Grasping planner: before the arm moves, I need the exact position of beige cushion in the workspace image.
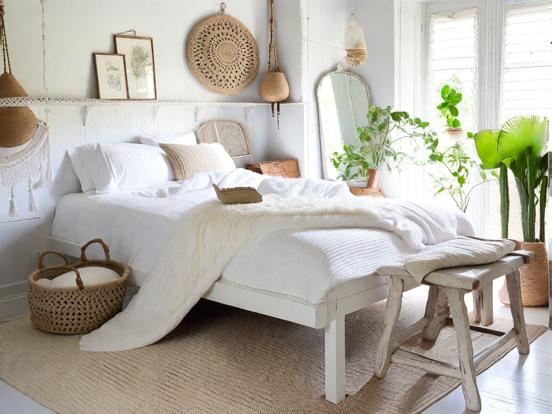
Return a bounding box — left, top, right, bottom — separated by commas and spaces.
37, 267, 119, 288
160, 143, 235, 180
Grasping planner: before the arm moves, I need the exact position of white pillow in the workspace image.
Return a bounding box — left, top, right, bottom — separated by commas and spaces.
68, 144, 97, 192
37, 267, 119, 288
139, 132, 197, 147
92, 143, 175, 193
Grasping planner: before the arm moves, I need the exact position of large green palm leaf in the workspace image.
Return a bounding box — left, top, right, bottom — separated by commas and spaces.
498, 115, 548, 160
474, 130, 501, 169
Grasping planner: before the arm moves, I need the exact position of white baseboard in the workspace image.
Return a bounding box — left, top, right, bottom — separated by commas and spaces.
0, 282, 29, 322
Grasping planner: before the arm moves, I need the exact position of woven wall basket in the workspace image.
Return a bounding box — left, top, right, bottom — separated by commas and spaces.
186, 5, 259, 96
28, 239, 129, 335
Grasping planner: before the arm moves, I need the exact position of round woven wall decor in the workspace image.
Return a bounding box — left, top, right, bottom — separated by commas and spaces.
186, 5, 259, 95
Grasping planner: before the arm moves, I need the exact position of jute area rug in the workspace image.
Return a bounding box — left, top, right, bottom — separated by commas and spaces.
0, 289, 546, 414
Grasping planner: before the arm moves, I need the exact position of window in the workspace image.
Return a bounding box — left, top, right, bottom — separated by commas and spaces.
427, 8, 479, 133
502, 1, 552, 122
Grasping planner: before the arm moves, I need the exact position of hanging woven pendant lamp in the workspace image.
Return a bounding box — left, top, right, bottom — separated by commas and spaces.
0, 0, 38, 148
259, 0, 289, 125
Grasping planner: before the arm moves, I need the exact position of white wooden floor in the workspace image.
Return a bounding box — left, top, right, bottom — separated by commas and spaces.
1, 280, 550, 414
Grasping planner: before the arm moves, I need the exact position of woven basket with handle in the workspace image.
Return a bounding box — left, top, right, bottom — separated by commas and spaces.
28, 239, 129, 335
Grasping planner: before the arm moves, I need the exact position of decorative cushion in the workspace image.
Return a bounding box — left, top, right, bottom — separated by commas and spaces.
68, 144, 98, 192
160, 143, 236, 180
37, 267, 120, 288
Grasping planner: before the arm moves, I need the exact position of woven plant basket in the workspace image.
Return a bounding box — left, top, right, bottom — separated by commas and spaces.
499, 241, 549, 307
260, 71, 289, 103
0, 0, 38, 148
28, 239, 129, 335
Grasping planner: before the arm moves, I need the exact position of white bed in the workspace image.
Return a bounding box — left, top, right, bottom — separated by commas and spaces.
49, 184, 422, 404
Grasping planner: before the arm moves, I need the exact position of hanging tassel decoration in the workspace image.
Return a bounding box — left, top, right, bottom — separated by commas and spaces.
28, 178, 37, 212
8, 185, 17, 217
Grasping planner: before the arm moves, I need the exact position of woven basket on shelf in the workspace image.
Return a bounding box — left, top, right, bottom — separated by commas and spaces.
246, 159, 300, 178
28, 239, 129, 335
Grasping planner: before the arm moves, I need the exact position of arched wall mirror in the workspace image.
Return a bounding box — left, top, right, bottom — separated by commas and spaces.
317, 70, 371, 180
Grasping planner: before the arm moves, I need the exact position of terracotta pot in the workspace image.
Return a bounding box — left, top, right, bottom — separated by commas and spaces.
367, 169, 378, 189
444, 127, 464, 139
499, 241, 549, 307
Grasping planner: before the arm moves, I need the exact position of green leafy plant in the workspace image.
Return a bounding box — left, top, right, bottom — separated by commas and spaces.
427, 140, 482, 212
331, 105, 436, 181
437, 84, 463, 129
473, 116, 549, 242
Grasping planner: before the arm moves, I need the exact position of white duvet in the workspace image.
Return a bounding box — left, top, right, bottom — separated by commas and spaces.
80, 169, 473, 352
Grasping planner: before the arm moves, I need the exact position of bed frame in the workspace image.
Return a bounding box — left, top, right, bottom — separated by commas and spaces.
48, 236, 419, 404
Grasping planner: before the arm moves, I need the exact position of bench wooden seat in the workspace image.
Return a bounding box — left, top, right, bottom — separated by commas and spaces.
374, 250, 532, 412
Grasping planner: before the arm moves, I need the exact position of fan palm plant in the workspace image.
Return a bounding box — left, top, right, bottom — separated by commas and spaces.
474, 116, 548, 242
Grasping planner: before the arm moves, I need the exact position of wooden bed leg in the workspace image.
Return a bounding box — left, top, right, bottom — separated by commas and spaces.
325, 310, 346, 404
375, 277, 403, 378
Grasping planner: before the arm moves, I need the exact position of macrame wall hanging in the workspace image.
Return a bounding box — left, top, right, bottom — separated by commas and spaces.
186, 2, 259, 95
0, 0, 51, 217
259, 0, 289, 127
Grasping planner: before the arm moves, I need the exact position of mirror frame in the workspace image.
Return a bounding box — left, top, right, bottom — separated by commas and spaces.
316, 69, 372, 180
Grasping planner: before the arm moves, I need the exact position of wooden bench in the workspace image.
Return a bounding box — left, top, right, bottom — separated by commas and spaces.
374, 251, 533, 412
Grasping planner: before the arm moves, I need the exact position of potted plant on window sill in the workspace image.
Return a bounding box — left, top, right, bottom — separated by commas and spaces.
331, 105, 435, 191
437, 84, 464, 139
473, 115, 549, 306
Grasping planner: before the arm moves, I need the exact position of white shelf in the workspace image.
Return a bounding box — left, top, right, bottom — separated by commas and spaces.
0, 96, 305, 108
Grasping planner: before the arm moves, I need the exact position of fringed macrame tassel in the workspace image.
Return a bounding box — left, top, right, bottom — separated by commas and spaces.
28, 179, 38, 212
8, 186, 17, 217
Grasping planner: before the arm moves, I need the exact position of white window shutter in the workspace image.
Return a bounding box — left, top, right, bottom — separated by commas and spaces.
428, 8, 479, 133
502, 1, 552, 122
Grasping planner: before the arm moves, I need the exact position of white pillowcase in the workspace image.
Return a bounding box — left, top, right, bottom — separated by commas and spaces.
68, 144, 97, 192
37, 267, 120, 288
139, 132, 197, 147
92, 143, 175, 193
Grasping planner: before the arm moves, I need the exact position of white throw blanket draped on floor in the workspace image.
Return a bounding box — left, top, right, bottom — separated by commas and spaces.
80, 175, 473, 352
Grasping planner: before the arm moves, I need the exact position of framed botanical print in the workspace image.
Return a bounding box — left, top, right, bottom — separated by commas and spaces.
114, 35, 157, 100
94, 53, 129, 100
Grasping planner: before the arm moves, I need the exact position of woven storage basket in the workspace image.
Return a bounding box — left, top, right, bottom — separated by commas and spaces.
260, 71, 289, 103
28, 239, 129, 334
499, 241, 549, 307
246, 159, 300, 178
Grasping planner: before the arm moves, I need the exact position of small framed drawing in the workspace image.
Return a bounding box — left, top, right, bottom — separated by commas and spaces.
94, 53, 128, 100
115, 35, 157, 100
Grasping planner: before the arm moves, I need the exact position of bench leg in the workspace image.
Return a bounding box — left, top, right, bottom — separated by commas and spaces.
325, 312, 346, 403
472, 283, 494, 326
375, 277, 403, 378
422, 287, 449, 342
506, 270, 529, 355
447, 288, 482, 412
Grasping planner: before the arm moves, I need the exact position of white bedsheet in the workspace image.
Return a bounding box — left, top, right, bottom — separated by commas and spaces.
51, 187, 413, 303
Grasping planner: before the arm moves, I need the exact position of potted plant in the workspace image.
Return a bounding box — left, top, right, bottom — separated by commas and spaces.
331, 105, 434, 189
473, 116, 549, 306
437, 84, 464, 138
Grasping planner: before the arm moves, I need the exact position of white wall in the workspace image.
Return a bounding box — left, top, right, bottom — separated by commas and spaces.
355, 0, 396, 107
